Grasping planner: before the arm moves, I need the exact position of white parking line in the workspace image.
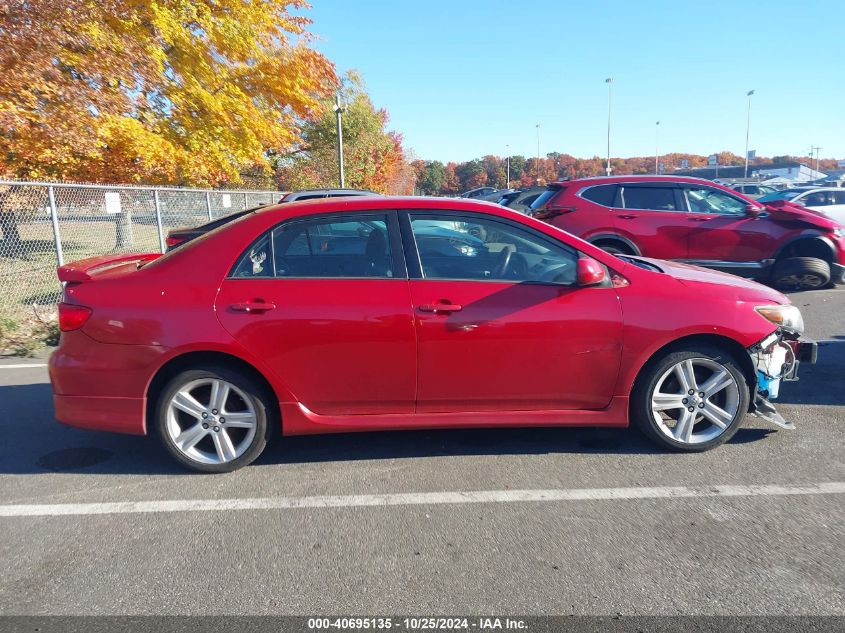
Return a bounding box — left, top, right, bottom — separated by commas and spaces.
1, 482, 842, 518
0, 363, 47, 369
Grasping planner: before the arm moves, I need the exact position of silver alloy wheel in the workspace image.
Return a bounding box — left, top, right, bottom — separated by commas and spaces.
778, 273, 824, 289
165, 378, 257, 465
650, 358, 740, 445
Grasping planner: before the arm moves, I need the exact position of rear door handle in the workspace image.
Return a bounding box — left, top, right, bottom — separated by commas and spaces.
688, 217, 709, 222
230, 301, 276, 313
617, 214, 636, 220
418, 303, 463, 314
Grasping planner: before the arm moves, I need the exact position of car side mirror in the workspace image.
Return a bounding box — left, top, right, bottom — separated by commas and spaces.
745, 204, 763, 216
576, 257, 607, 287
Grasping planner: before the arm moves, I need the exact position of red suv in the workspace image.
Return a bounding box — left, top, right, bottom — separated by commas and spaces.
530, 176, 845, 290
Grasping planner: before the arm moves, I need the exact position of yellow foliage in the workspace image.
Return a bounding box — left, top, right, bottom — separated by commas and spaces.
0, 0, 337, 186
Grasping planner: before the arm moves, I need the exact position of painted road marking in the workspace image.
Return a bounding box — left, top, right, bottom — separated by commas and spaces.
0, 363, 47, 369
0, 482, 842, 518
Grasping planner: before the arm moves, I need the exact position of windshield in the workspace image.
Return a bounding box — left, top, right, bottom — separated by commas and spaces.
529, 188, 560, 211
758, 190, 805, 202
141, 209, 257, 268
617, 255, 663, 272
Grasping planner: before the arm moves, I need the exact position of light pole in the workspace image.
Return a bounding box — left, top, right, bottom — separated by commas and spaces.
655, 121, 660, 174
605, 78, 613, 176
810, 146, 822, 174
744, 89, 754, 178
505, 144, 510, 189
536, 124, 541, 184
333, 92, 346, 188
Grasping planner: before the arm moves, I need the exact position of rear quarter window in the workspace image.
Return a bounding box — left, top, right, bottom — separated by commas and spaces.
579, 184, 617, 207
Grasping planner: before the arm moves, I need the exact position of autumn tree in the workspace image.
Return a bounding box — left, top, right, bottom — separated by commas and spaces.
456, 160, 488, 191
414, 160, 447, 195
0, 0, 336, 185
276, 74, 414, 194
0, 0, 336, 247
442, 163, 460, 195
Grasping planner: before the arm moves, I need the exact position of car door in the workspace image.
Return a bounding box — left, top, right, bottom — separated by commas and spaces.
683, 184, 776, 262
610, 182, 690, 259
403, 211, 623, 413
215, 212, 417, 416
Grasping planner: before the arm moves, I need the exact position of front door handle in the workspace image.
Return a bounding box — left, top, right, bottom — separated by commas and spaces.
617, 214, 636, 220
230, 300, 276, 314
418, 302, 463, 314
688, 217, 709, 222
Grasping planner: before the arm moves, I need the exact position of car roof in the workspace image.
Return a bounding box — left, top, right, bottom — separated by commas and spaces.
257, 195, 511, 219
284, 188, 379, 196
550, 175, 717, 187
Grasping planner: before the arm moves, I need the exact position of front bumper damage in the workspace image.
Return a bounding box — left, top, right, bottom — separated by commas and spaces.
747, 329, 817, 429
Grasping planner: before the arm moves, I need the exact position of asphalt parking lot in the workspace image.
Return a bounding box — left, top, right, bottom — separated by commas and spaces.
0, 289, 843, 616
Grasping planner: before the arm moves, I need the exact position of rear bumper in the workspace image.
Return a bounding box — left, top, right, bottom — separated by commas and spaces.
53, 394, 146, 435
49, 331, 165, 436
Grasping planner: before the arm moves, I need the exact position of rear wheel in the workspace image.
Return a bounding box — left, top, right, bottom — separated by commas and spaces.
631, 345, 750, 452
155, 364, 272, 473
770, 257, 830, 291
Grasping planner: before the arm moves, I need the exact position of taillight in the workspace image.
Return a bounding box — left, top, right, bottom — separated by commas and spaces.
58, 302, 93, 332
533, 206, 575, 221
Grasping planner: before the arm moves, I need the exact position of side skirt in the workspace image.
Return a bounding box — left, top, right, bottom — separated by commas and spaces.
677, 259, 774, 278
280, 397, 630, 436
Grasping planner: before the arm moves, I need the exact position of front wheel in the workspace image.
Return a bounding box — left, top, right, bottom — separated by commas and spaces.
155, 364, 273, 473
770, 257, 830, 291
631, 346, 750, 452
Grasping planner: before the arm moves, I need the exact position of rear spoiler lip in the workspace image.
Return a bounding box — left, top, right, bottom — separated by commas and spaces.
57, 253, 160, 283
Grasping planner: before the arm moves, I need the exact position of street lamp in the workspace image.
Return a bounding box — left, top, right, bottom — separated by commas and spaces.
810, 146, 822, 174
605, 78, 613, 176
333, 92, 346, 188
744, 89, 754, 178
655, 121, 660, 175
505, 144, 510, 189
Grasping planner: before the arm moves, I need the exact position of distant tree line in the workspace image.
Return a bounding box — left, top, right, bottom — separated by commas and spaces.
411, 153, 843, 195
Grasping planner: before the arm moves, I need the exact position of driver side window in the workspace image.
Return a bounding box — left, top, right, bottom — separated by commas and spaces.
684, 186, 747, 215
409, 214, 578, 284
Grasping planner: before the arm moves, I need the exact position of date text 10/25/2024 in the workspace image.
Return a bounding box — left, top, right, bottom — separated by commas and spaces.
307, 617, 528, 630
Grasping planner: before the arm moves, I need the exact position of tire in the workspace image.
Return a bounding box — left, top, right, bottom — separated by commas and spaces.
154, 364, 273, 473
770, 257, 830, 291
631, 345, 750, 452
594, 241, 633, 256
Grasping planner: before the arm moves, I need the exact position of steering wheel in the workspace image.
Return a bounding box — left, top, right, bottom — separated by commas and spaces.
493, 246, 515, 278
493, 247, 529, 279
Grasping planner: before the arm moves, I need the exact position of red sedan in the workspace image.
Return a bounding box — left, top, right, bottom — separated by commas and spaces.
49, 197, 815, 472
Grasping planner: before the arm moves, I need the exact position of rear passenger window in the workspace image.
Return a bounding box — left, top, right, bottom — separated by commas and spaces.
620, 186, 678, 211
580, 184, 617, 206
231, 232, 273, 278
272, 216, 393, 278
230, 215, 395, 279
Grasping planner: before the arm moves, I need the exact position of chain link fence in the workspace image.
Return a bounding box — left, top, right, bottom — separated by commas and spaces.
0, 181, 285, 320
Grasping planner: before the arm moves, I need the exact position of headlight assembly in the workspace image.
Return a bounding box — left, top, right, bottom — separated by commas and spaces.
755, 304, 804, 334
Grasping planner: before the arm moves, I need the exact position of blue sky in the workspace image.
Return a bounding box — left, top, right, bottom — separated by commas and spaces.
306, 0, 843, 163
